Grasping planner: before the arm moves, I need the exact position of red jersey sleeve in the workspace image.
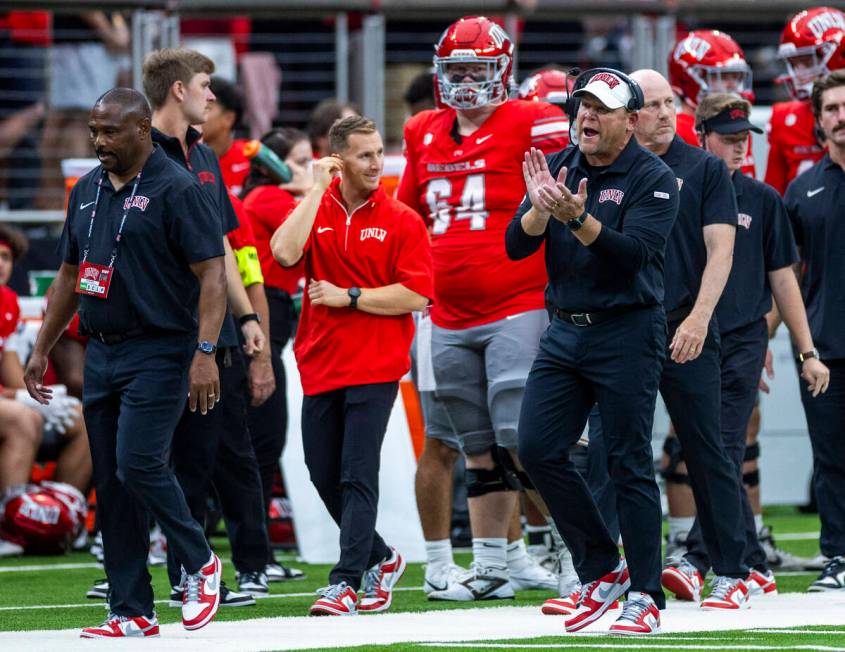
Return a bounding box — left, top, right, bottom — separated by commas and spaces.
529, 101, 570, 153
0, 286, 20, 355
764, 112, 789, 195
225, 192, 257, 250
396, 116, 426, 219
393, 206, 434, 300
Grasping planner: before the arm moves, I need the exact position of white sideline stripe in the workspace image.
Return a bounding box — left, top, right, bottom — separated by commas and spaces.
0, 586, 421, 611
1, 593, 844, 652
0, 562, 102, 573
420, 646, 845, 651
774, 531, 820, 541
753, 629, 845, 635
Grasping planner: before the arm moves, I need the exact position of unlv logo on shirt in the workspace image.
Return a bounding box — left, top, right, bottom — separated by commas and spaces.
197, 171, 216, 185
123, 195, 150, 211
738, 213, 752, 229
360, 227, 387, 242
598, 188, 625, 205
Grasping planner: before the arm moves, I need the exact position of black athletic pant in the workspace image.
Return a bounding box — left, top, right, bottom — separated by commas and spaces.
167, 346, 269, 588
84, 333, 210, 617
800, 359, 845, 559
685, 319, 769, 573
659, 318, 748, 580
302, 381, 396, 590
519, 307, 666, 608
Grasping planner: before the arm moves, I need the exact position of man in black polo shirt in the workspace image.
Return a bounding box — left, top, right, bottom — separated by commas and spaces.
785, 70, 845, 592
507, 68, 678, 635
628, 69, 751, 611
691, 91, 830, 596
141, 48, 273, 603
23, 88, 226, 637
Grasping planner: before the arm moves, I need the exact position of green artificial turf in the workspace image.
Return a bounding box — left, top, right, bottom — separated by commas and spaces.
0, 507, 826, 636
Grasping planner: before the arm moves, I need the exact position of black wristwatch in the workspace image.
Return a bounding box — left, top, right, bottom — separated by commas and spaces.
797, 348, 819, 363
567, 209, 589, 231
238, 313, 261, 326
196, 340, 217, 355
348, 287, 361, 309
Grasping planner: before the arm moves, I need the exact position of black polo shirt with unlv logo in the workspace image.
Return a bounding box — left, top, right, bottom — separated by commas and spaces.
507, 137, 679, 312
59, 145, 224, 335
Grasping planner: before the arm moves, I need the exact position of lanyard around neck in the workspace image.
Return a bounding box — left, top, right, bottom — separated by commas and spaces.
81, 170, 141, 267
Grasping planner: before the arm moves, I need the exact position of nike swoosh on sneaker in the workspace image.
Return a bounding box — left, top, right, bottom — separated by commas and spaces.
597, 583, 615, 600
425, 578, 447, 592
205, 573, 219, 592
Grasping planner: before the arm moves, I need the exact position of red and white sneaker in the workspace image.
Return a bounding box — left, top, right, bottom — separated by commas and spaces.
746, 568, 778, 597
181, 553, 222, 630
310, 582, 358, 616
542, 587, 620, 615
80, 613, 159, 638
700, 576, 750, 610
564, 558, 630, 633
609, 592, 661, 636
359, 547, 407, 613
661, 558, 704, 602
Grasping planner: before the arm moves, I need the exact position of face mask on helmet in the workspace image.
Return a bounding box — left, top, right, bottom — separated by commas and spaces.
690, 63, 754, 103
779, 42, 838, 100
435, 53, 509, 110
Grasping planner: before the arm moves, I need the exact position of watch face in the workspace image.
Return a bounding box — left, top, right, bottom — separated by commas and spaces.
198, 341, 214, 354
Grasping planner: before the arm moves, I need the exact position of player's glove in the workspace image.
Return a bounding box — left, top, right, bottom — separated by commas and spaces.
15, 385, 81, 434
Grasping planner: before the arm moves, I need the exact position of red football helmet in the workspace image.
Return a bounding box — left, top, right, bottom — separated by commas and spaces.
518, 69, 574, 109
778, 7, 845, 100
267, 497, 296, 547
433, 16, 514, 110
669, 30, 753, 108
2, 482, 86, 553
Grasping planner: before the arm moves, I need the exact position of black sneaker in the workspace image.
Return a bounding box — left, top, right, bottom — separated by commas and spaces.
169, 581, 255, 607
237, 571, 269, 596
808, 556, 845, 592
265, 562, 304, 582
86, 578, 109, 600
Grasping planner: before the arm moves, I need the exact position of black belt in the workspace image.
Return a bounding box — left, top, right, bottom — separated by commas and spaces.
553, 305, 642, 327
91, 327, 145, 345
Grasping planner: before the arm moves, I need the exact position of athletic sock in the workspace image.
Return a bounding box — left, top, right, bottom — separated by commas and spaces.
754, 514, 764, 534
473, 538, 507, 571
506, 539, 533, 571
425, 539, 454, 568
667, 516, 695, 541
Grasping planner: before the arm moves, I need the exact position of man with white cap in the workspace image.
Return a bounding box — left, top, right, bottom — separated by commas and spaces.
507, 67, 678, 635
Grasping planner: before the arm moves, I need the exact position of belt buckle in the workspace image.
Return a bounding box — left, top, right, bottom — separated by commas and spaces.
570, 312, 592, 327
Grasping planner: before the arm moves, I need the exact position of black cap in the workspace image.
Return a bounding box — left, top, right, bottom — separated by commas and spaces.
701, 107, 763, 135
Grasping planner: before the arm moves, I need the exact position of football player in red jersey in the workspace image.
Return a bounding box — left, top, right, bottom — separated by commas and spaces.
518, 67, 573, 119
669, 29, 757, 177
397, 16, 569, 601
203, 77, 251, 196
766, 7, 845, 195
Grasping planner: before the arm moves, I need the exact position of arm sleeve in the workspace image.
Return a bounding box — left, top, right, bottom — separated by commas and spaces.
505, 191, 547, 260
393, 209, 434, 300
702, 158, 739, 227
588, 166, 679, 276
765, 189, 800, 271
58, 185, 80, 264
395, 122, 426, 219
226, 193, 264, 286
167, 182, 226, 263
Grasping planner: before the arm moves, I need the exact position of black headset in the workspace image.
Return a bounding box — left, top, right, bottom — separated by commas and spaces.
564, 67, 645, 124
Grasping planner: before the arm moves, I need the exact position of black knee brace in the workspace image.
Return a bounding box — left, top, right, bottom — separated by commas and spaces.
743, 442, 761, 487
465, 446, 522, 497
661, 435, 691, 486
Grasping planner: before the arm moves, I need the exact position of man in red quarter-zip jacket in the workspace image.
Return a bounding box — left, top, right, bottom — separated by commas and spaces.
271, 116, 433, 616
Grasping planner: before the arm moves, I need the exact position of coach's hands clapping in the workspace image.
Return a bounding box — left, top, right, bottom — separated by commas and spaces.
523, 148, 587, 224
